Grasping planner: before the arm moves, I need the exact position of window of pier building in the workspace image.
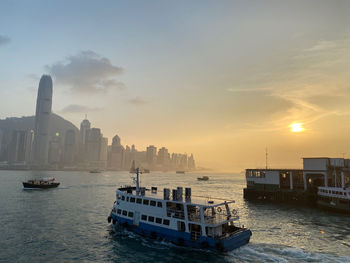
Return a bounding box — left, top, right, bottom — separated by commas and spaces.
136, 198, 142, 204
292, 171, 304, 190
150, 200, 156, 206
279, 171, 290, 189
247, 170, 266, 178
166, 202, 185, 219
143, 199, 149, 205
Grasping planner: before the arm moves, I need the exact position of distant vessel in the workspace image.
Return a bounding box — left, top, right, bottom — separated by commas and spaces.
108, 168, 251, 251
197, 176, 209, 181
176, 171, 185, 174
89, 169, 101, 173
317, 186, 350, 213
23, 178, 60, 189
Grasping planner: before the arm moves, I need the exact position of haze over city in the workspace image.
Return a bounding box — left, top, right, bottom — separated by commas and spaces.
1, 1, 350, 171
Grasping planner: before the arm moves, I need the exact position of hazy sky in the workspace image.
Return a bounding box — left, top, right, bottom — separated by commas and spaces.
1, 0, 350, 171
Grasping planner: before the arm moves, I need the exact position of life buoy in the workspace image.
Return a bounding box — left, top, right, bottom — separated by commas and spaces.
217, 207, 222, 213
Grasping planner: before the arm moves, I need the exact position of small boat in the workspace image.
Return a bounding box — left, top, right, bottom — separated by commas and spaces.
23, 178, 60, 189
89, 169, 101, 173
176, 170, 185, 174
107, 168, 251, 251
197, 176, 209, 181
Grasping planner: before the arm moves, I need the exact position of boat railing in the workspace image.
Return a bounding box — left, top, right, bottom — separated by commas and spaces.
166, 209, 185, 220
204, 212, 233, 225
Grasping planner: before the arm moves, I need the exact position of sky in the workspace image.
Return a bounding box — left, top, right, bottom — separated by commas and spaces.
1, 0, 350, 172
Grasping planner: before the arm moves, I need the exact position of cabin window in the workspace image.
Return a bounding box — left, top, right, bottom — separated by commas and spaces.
148, 216, 154, 222
136, 198, 142, 204
156, 218, 162, 224
121, 196, 125, 201
157, 202, 162, 208
163, 219, 170, 226
128, 211, 134, 218
117, 209, 121, 214
150, 200, 156, 206
126, 197, 129, 202
130, 197, 135, 203
122, 210, 127, 216
141, 215, 147, 221
143, 199, 149, 205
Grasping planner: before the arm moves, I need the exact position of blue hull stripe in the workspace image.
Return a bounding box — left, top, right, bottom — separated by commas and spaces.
111, 214, 251, 251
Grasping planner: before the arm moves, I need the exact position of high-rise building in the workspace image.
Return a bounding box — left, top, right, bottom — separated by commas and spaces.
99, 137, 108, 169
63, 129, 76, 165
188, 153, 196, 170
8, 129, 33, 164
33, 75, 53, 166
158, 147, 170, 167
110, 134, 124, 170
48, 133, 61, 166
146, 145, 157, 168
86, 128, 102, 167
80, 118, 91, 145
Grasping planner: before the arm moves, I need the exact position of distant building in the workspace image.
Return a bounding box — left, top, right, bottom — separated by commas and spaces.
8, 129, 33, 164
146, 145, 157, 168
109, 135, 125, 170
48, 133, 61, 166
33, 75, 53, 166
99, 137, 108, 169
158, 147, 170, 167
63, 129, 76, 165
188, 154, 196, 170
86, 128, 102, 167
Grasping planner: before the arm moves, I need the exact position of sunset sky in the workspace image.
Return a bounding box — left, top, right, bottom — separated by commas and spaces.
1, 1, 350, 171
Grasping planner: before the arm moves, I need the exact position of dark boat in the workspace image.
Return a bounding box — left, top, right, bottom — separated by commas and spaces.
23, 178, 60, 189
197, 176, 209, 181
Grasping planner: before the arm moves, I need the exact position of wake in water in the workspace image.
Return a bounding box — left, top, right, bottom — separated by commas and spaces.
230, 243, 350, 263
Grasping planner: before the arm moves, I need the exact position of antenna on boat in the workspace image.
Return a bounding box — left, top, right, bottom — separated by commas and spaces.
136, 167, 140, 195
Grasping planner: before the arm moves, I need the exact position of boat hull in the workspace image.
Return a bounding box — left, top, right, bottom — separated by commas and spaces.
110, 213, 251, 251
23, 182, 60, 189
317, 199, 350, 214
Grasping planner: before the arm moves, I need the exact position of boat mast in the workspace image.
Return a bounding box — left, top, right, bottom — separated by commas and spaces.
136, 167, 140, 195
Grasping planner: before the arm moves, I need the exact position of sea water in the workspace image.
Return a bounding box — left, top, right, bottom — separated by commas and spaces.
0, 170, 349, 263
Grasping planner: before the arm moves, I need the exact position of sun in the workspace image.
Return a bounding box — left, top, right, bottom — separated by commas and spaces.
290, 123, 304, 133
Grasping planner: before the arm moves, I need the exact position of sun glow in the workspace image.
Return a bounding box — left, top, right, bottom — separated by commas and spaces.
290, 123, 304, 133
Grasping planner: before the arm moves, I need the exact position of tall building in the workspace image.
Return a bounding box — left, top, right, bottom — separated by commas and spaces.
146, 145, 157, 168
48, 133, 61, 166
63, 129, 76, 165
99, 137, 108, 169
86, 128, 102, 167
110, 135, 125, 170
158, 147, 170, 167
33, 75, 53, 166
8, 129, 33, 164
80, 118, 91, 145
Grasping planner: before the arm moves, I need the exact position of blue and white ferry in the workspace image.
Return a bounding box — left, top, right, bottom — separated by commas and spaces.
108, 169, 252, 251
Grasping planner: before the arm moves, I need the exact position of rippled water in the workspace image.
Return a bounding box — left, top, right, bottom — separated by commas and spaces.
0, 170, 349, 262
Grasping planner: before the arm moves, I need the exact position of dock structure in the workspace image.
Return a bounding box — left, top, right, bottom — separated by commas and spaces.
244, 157, 350, 204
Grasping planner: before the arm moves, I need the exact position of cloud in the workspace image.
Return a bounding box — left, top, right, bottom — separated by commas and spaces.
129, 97, 147, 105
226, 87, 272, 92
58, 104, 103, 114
304, 40, 336, 52
0, 35, 10, 45
46, 50, 124, 93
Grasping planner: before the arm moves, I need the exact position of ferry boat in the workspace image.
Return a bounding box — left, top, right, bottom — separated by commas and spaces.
317, 186, 350, 213
108, 169, 251, 251
23, 178, 60, 189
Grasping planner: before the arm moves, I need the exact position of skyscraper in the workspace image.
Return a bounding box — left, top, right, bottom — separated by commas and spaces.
33, 75, 53, 166
63, 129, 76, 165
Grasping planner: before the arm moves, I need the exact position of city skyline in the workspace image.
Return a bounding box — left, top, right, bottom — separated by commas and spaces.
1, 1, 350, 171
